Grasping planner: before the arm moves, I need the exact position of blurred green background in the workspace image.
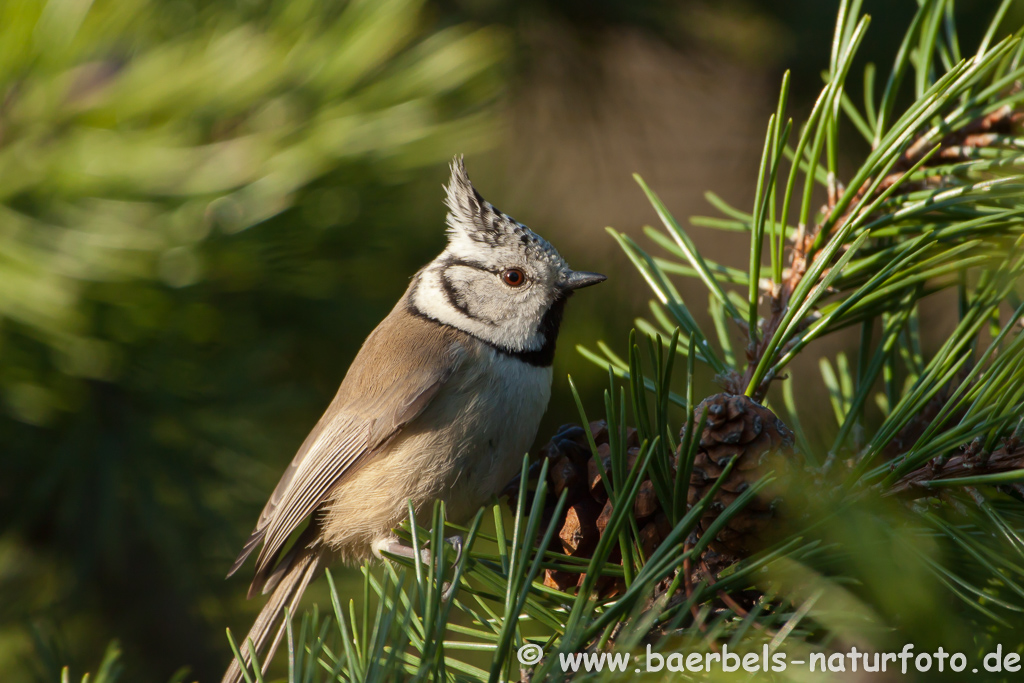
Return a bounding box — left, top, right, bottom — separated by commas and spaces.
0, 1, 1016, 681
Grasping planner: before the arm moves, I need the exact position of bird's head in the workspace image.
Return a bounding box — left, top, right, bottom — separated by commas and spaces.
412, 156, 606, 357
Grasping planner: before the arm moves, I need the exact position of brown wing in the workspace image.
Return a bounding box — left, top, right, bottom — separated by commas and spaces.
227, 301, 466, 587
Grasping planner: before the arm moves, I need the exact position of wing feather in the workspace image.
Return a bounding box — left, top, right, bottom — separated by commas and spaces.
228, 303, 465, 584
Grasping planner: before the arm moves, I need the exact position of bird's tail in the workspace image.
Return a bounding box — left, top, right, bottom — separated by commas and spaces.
221, 546, 322, 683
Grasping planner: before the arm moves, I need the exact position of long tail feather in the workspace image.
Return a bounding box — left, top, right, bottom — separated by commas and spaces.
222, 548, 322, 683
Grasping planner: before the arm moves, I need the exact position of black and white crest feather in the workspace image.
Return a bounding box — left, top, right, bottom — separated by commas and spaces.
443, 156, 562, 267
444, 156, 496, 242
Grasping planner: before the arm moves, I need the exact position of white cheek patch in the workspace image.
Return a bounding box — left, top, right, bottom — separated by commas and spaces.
413, 265, 549, 352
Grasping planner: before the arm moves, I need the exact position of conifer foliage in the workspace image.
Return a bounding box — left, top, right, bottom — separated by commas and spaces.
199, 1, 1024, 680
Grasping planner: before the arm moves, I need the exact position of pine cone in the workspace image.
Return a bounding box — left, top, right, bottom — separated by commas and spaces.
527, 420, 657, 595
681, 393, 795, 577
522, 395, 796, 594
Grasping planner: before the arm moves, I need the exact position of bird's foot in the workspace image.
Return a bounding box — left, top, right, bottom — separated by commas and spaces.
382, 540, 432, 565
382, 535, 464, 601
382, 534, 463, 566
444, 534, 464, 566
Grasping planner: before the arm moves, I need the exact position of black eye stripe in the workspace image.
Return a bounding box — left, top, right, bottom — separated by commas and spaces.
443, 257, 530, 284
443, 257, 499, 274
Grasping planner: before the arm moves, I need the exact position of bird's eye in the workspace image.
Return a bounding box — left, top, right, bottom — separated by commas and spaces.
501, 268, 526, 287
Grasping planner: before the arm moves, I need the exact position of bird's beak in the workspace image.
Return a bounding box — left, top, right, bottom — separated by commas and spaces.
564, 270, 607, 290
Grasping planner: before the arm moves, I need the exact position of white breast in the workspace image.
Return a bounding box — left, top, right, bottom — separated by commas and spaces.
319, 338, 552, 561
441, 347, 553, 521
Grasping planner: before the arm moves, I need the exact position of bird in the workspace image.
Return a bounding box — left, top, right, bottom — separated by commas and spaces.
222, 156, 606, 683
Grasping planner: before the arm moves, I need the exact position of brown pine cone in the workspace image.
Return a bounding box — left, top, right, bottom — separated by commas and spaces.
529, 420, 652, 594
521, 395, 796, 594
681, 393, 796, 577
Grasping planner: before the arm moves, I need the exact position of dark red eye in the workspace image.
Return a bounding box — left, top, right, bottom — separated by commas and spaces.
502, 268, 525, 287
